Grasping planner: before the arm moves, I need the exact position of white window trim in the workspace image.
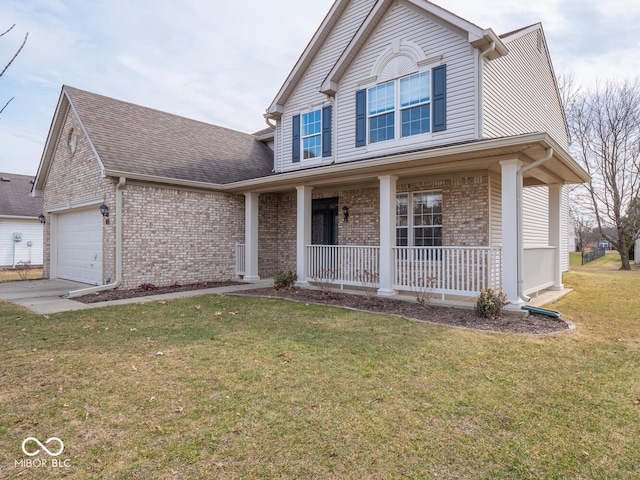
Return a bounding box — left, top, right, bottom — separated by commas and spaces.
300, 108, 322, 160
362, 63, 441, 150
396, 190, 443, 247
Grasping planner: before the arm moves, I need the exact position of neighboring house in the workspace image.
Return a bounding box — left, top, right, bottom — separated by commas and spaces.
32, 0, 590, 307
0, 173, 44, 267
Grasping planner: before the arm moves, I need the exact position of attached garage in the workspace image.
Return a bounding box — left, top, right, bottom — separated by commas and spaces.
55, 208, 103, 285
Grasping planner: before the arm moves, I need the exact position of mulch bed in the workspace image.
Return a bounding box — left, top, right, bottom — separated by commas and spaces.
73, 281, 244, 304
235, 287, 570, 334
73, 281, 569, 334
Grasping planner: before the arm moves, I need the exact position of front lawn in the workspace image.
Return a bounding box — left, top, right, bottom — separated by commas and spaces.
0, 254, 638, 479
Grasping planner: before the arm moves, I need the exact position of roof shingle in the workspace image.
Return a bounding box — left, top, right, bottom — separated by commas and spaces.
0, 173, 42, 217
65, 86, 275, 184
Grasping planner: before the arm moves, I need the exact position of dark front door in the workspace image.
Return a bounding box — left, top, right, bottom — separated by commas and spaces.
312, 197, 338, 245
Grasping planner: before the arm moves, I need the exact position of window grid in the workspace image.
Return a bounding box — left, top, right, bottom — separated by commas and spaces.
400, 71, 431, 138
396, 191, 442, 247
367, 71, 432, 144
302, 110, 322, 159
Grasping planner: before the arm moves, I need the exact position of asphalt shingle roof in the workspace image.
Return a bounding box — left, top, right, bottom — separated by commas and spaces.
65, 86, 275, 184
0, 172, 42, 217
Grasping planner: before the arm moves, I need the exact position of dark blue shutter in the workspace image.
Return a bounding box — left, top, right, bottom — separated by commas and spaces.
432, 64, 446, 132
292, 114, 301, 163
355, 89, 366, 147
322, 105, 332, 157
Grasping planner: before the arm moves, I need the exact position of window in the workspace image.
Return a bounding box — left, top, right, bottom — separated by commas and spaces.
301, 110, 322, 159
292, 105, 332, 163
396, 191, 442, 247
367, 71, 431, 144
356, 64, 446, 147
368, 81, 395, 143
400, 71, 430, 137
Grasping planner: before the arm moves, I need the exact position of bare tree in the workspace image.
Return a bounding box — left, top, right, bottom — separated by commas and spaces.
1, 24, 29, 117
569, 205, 594, 253
567, 80, 640, 270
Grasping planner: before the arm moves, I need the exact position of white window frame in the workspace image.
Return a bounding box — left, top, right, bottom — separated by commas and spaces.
396, 190, 443, 247
301, 109, 322, 160
366, 70, 433, 146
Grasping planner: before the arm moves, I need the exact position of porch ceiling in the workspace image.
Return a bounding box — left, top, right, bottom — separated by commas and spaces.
225, 133, 590, 194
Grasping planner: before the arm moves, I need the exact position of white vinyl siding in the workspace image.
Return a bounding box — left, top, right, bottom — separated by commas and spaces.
277, 0, 371, 173
336, 2, 477, 162
0, 219, 44, 266
522, 186, 549, 246
488, 174, 502, 247
483, 27, 569, 149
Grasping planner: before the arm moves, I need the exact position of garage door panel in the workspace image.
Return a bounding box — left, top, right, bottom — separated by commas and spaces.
57, 209, 103, 285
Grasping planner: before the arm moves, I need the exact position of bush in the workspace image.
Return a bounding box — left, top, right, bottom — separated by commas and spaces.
475, 288, 508, 318
274, 271, 297, 290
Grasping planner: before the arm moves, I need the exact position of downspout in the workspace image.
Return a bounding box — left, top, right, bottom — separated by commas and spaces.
477, 41, 495, 138
66, 177, 126, 298
516, 148, 554, 302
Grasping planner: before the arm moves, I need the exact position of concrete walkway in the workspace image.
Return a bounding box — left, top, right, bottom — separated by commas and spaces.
0, 279, 268, 315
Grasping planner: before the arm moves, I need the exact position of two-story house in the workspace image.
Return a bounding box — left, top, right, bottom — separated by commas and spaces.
32, 0, 589, 307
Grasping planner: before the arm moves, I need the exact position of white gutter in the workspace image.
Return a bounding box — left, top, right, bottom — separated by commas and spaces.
516, 148, 554, 302
477, 41, 495, 138
66, 177, 126, 298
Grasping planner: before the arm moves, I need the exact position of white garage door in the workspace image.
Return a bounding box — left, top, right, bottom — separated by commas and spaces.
57, 209, 103, 285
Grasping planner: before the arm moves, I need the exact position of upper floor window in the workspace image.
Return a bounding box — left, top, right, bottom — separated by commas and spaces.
356, 64, 446, 148
292, 105, 332, 163
368, 71, 433, 144
301, 110, 322, 159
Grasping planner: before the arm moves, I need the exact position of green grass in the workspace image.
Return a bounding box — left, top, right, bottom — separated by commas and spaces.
1, 256, 639, 479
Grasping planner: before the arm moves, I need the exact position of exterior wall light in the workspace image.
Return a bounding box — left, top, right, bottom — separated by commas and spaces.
38, 213, 46, 224
342, 206, 349, 222
99, 203, 109, 217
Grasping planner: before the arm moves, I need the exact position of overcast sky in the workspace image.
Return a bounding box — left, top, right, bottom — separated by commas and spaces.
1, 0, 639, 176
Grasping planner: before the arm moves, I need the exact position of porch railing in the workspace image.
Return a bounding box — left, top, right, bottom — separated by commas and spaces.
307, 245, 380, 287
523, 246, 555, 295
394, 246, 502, 296
235, 243, 246, 276
306, 244, 501, 296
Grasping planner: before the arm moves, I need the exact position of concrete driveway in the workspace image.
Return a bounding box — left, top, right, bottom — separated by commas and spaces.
0, 279, 94, 315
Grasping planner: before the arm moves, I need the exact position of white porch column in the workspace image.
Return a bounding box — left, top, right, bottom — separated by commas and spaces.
244, 192, 260, 281
295, 185, 313, 285
548, 184, 564, 290
378, 175, 397, 296
500, 159, 524, 306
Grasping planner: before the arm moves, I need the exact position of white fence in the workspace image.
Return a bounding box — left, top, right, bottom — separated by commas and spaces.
394, 246, 502, 296
523, 246, 555, 295
235, 243, 245, 277
307, 245, 380, 287
306, 244, 501, 296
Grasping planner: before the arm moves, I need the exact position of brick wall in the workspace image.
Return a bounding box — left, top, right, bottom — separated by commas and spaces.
256, 176, 489, 277
42, 113, 116, 281
121, 183, 244, 288
398, 175, 489, 246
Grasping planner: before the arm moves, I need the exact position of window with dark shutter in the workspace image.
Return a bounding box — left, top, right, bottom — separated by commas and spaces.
322, 105, 332, 157
355, 89, 366, 147
292, 114, 301, 162
432, 64, 447, 133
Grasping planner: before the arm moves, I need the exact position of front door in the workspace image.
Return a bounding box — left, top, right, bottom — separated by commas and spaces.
312, 198, 338, 245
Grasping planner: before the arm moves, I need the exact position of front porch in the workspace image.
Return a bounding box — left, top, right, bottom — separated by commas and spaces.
229, 136, 588, 308
236, 243, 561, 301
